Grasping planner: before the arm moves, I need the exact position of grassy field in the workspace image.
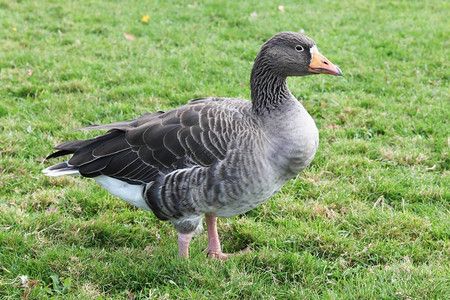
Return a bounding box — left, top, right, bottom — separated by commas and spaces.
1, 0, 449, 298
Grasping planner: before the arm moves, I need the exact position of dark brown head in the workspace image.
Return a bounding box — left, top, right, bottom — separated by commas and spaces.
255, 31, 342, 77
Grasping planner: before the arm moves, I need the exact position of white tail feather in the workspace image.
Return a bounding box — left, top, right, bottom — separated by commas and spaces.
42, 166, 80, 176
93, 176, 149, 210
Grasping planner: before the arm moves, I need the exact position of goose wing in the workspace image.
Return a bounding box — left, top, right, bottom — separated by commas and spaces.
47, 98, 251, 185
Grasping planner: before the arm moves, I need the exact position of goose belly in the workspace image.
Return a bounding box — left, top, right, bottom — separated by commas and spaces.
211, 179, 284, 217
201, 153, 288, 218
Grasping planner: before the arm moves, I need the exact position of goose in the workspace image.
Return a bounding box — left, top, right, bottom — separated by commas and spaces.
43, 32, 342, 259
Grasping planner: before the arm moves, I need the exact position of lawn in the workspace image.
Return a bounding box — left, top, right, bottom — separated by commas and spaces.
0, 0, 449, 298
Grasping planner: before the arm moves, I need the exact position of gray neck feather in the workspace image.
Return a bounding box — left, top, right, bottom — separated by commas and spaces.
250, 55, 290, 115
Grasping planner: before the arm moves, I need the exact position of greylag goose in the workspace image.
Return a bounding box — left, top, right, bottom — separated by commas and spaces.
43, 32, 342, 259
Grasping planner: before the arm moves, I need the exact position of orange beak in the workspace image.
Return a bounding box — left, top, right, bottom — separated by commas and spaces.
308, 47, 342, 76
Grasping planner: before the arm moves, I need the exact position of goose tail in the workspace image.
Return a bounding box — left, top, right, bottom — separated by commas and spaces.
42, 162, 80, 176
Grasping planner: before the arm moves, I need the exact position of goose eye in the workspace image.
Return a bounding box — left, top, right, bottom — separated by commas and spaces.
295, 45, 304, 52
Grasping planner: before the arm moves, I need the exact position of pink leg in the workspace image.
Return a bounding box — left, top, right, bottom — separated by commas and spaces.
204, 214, 250, 260
178, 232, 193, 258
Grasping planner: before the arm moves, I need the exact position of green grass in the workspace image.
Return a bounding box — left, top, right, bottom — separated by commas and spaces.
1, 0, 449, 298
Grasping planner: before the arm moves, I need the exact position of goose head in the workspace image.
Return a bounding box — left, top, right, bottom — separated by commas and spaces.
255, 31, 342, 77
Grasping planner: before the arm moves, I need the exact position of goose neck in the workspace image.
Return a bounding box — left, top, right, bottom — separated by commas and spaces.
250, 59, 290, 115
